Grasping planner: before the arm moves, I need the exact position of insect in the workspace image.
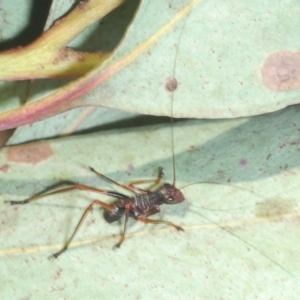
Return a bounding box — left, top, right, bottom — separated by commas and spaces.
6, 77, 185, 259
6, 165, 184, 258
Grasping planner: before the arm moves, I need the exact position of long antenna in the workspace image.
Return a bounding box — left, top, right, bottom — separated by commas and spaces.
167, 22, 186, 186
165, 78, 178, 186
171, 104, 176, 185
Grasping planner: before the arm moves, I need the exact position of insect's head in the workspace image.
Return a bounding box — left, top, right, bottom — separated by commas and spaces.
161, 183, 185, 204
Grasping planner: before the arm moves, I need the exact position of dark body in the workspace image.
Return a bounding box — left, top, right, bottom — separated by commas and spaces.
6, 167, 185, 258
104, 183, 184, 223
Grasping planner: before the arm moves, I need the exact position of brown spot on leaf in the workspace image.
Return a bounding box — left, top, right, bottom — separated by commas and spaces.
261, 51, 300, 91
239, 159, 248, 167
0, 164, 9, 172
165, 77, 178, 91
52, 268, 63, 281
7, 142, 53, 165
53, 48, 70, 64
53, 48, 85, 64
75, 51, 85, 62
255, 198, 296, 219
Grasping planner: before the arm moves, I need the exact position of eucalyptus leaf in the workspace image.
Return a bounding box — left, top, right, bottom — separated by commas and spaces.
1, 106, 300, 298
1, 0, 300, 130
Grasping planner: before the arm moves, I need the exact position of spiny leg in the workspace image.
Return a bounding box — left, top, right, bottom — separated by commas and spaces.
52, 200, 117, 259
138, 206, 184, 232
113, 202, 133, 249
5, 184, 127, 205
139, 217, 184, 231
89, 166, 164, 194
89, 166, 138, 193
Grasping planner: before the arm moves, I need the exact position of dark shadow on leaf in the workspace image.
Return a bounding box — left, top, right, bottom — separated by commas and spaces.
71, 0, 141, 52
0, 0, 52, 51
3, 105, 300, 197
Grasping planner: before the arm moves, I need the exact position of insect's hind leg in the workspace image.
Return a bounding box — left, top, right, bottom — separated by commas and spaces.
52, 200, 116, 259
5, 184, 121, 205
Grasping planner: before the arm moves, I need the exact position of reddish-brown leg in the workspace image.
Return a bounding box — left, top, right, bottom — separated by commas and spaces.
6, 184, 127, 205
137, 206, 184, 231
52, 200, 117, 259
90, 167, 137, 193
138, 217, 184, 231
128, 167, 164, 192
90, 166, 164, 194
113, 202, 133, 249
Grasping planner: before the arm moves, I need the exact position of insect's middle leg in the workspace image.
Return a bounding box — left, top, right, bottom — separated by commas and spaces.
128, 167, 164, 192
52, 200, 117, 259
90, 166, 164, 193
90, 166, 137, 193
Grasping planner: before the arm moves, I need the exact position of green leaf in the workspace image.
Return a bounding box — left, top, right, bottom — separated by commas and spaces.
1, 0, 300, 130
1, 106, 300, 298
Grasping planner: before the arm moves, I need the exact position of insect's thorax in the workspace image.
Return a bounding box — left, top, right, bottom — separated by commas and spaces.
133, 188, 165, 208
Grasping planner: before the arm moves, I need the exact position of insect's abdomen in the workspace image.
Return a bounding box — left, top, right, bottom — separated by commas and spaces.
103, 207, 125, 223
103, 198, 134, 223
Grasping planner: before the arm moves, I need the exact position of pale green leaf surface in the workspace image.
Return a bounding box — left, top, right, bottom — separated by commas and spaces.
0, 0, 32, 40
64, 0, 300, 118
1, 0, 300, 131
1, 106, 300, 298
